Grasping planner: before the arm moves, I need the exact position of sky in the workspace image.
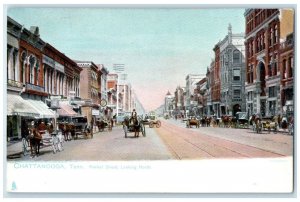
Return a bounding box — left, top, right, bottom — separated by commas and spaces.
7, 7, 245, 111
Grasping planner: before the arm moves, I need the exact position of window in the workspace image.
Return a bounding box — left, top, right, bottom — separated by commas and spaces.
233, 51, 240, 64
269, 86, 277, 97
269, 28, 273, 46
274, 25, 278, 44
269, 101, 276, 116
233, 69, 240, 81
282, 59, 287, 79
233, 89, 241, 98
247, 91, 254, 101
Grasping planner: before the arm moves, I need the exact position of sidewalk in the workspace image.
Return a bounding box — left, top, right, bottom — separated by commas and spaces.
6, 139, 24, 159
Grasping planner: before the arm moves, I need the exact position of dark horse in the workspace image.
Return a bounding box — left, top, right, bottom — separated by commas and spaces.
249, 114, 262, 133
28, 125, 42, 157
123, 116, 143, 138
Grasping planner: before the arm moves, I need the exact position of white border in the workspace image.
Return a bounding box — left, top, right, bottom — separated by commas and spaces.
1, 0, 299, 201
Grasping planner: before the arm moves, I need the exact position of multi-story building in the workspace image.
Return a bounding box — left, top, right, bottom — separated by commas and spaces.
174, 86, 185, 118
107, 73, 119, 114
219, 24, 246, 116
244, 9, 294, 117
7, 17, 55, 140
43, 43, 82, 116
76, 61, 101, 123
97, 64, 109, 102
206, 62, 214, 116
164, 91, 173, 117
195, 78, 207, 117
185, 74, 205, 116
212, 44, 221, 117
279, 33, 294, 118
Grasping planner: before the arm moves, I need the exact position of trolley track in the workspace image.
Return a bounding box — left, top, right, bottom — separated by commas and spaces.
155, 120, 285, 160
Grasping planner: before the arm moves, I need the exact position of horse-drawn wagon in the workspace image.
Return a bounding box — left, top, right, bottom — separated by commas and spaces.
58, 116, 92, 140
186, 116, 200, 128
96, 118, 112, 132
235, 112, 249, 129
123, 116, 146, 138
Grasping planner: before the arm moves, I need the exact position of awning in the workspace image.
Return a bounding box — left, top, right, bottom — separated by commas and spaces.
26, 99, 56, 118
57, 102, 78, 117
7, 94, 40, 118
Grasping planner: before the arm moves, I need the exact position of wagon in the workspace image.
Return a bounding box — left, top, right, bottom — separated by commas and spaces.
143, 115, 161, 128
123, 117, 146, 138
186, 116, 200, 128
261, 117, 278, 133
236, 112, 249, 129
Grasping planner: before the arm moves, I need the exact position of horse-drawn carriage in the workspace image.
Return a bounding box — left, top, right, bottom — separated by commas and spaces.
143, 114, 161, 128
96, 118, 112, 132
186, 116, 200, 128
123, 116, 146, 138
58, 116, 92, 140
235, 112, 249, 129
249, 115, 278, 134
22, 120, 64, 157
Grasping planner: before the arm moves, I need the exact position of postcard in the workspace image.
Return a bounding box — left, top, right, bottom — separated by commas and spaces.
4, 5, 295, 195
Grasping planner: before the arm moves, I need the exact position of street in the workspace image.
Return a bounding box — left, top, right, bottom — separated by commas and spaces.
7, 119, 293, 161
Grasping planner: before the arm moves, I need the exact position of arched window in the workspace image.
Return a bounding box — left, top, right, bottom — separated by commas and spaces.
29, 56, 36, 84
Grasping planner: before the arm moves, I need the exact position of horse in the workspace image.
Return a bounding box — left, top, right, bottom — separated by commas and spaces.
46, 122, 64, 153
186, 117, 200, 128
221, 115, 231, 128
123, 116, 143, 138
249, 114, 262, 133
28, 124, 42, 157
58, 122, 72, 141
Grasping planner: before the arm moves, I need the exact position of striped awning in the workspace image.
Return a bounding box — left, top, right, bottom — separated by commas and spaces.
57, 102, 78, 117
7, 94, 40, 118
25, 99, 56, 118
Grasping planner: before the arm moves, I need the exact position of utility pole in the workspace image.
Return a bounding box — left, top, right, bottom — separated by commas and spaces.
113, 64, 125, 120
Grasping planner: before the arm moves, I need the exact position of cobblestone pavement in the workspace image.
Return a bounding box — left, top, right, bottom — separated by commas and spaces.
7, 125, 173, 161
155, 119, 293, 159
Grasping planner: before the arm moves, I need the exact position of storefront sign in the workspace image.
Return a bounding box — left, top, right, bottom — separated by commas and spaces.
26, 83, 44, 93
92, 109, 100, 116
42, 55, 55, 67
55, 61, 64, 73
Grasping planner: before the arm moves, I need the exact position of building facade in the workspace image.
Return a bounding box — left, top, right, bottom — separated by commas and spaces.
244, 9, 294, 118
219, 24, 246, 116
76, 61, 101, 123
185, 74, 205, 116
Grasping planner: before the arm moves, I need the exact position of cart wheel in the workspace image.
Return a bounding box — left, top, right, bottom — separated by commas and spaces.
156, 121, 161, 128
141, 125, 146, 137
149, 122, 154, 128
123, 125, 128, 138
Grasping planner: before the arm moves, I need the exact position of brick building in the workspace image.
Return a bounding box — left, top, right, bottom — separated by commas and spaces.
244, 9, 294, 117
76, 61, 101, 124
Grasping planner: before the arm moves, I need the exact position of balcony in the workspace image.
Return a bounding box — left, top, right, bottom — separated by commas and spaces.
25, 83, 45, 94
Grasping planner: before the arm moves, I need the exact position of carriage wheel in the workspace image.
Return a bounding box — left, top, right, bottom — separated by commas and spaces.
149, 122, 154, 128
156, 121, 161, 128
123, 125, 128, 138
22, 137, 29, 156
141, 124, 146, 137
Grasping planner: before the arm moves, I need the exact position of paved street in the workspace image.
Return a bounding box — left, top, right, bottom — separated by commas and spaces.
156, 119, 293, 159
7, 119, 293, 161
